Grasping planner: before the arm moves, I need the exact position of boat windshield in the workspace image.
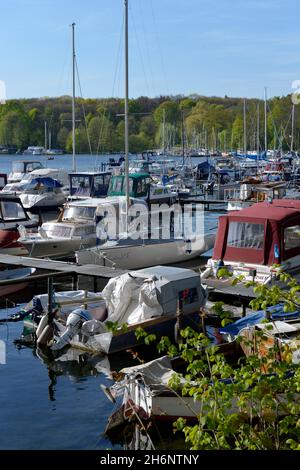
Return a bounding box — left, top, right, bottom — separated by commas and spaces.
63, 206, 96, 221
227, 222, 264, 249
0, 201, 27, 221
12, 162, 25, 172
47, 225, 72, 238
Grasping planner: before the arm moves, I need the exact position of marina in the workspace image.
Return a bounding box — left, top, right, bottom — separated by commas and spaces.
1, 0, 300, 456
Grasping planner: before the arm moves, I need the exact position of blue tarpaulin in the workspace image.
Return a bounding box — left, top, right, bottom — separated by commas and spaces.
220, 304, 300, 336
24, 177, 62, 189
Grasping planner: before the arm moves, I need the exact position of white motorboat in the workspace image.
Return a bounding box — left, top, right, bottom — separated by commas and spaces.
7, 160, 44, 183
2, 168, 69, 194
19, 177, 66, 212
224, 180, 286, 211
17, 198, 103, 258
31, 265, 207, 355
23, 146, 45, 156
201, 199, 300, 286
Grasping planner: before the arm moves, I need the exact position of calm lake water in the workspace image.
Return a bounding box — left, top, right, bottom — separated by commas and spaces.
0, 153, 218, 449
0, 308, 122, 450
0, 152, 201, 174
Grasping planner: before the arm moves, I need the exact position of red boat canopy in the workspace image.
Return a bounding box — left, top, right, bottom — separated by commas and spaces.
213, 200, 300, 266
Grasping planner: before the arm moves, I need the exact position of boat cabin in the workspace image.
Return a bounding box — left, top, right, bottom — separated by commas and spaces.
69, 171, 111, 198
206, 199, 300, 283
0, 193, 37, 230
8, 160, 44, 183
108, 173, 151, 198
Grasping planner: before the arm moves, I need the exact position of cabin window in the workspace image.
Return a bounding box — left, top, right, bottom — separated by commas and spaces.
71, 176, 90, 195
94, 175, 108, 194
1, 201, 26, 220
111, 177, 123, 193
48, 226, 72, 238
74, 225, 94, 236
227, 222, 264, 249
284, 225, 300, 250
179, 287, 198, 305
136, 178, 148, 196
12, 162, 25, 172
63, 206, 96, 220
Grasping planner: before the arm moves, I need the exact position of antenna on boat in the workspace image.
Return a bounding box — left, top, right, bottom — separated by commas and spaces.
44, 121, 47, 152
257, 102, 260, 174
243, 98, 247, 157
71, 22, 76, 172
124, 0, 129, 232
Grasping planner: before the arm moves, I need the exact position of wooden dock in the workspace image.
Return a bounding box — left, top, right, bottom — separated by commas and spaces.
0, 254, 126, 287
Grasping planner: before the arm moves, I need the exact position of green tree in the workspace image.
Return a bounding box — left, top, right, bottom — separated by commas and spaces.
0, 111, 29, 149
154, 100, 180, 126
57, 127, 69, 151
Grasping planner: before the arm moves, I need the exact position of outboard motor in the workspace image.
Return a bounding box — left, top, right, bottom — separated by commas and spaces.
51, 308, 91, 351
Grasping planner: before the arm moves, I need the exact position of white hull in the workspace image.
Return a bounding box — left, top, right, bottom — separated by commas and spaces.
20, 193, 66, 210
0, 245, 29, 257
20, 235, 96, 259
76, 233, 215, 269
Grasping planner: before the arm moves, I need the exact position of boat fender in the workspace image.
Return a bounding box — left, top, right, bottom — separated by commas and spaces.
37, 325, 53, 346
36, 314, 49, 339
201, 267, 212, 280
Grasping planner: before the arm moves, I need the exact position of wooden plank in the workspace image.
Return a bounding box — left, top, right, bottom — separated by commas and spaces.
0, 254, 126, 279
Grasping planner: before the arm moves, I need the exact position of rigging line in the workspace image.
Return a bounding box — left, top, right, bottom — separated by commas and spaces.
281, 108, 293, 148
75, 57, 93, 156
149, 0, 170, 97
112, 11, 125, 98
45, 35, 71, 147
94, 14, 124, 159
95, 112, 107, 156
129, 3, 151, 97
138, 0, 156, 96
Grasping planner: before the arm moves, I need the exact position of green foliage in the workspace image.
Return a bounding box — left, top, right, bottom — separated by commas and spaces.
0, 93, 298, 152
134, 269, 300, 450
170, 326, 300, 450
210, 301, 234, 327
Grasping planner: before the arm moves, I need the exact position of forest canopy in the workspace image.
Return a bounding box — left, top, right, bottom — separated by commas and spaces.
0, 94, 297, 153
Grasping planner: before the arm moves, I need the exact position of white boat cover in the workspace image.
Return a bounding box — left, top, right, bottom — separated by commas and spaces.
102, 273, 163, 326
120, 355, 174, 386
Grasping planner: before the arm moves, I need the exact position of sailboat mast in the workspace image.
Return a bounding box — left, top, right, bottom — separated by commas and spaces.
44, 121, 47, 151
72, 22, 76, 172
256, 103, 260, 172
291, 104, 295, 152
124, 0, 130, 225
264, 86, 267, 155
243, 98, 247, 156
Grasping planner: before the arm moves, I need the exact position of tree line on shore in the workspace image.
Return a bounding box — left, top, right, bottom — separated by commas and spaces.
0, 93, 298, 154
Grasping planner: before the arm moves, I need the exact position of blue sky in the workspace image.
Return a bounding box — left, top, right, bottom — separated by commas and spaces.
0, 0, 299, 100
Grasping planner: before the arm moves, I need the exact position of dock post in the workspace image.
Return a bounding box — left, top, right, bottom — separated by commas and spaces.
241, 300, 247, 317
47, 276, 54, 324
72, 273, 78, 290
